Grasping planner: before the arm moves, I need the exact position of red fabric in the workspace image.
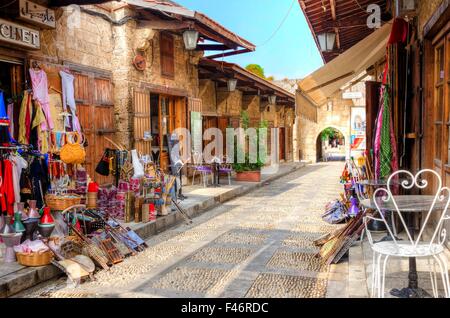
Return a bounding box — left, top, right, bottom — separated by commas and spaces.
0, 161, 5, 213
2, 160, 15, 216
388, 18, 409, 45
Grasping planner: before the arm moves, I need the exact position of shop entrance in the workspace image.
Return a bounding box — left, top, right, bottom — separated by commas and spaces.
0, 58, 24, 141
133, 89, 187, 172
279, 127, 286, 161
316, 127, 346, 162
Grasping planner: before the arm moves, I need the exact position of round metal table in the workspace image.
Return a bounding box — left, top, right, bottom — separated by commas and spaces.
361, 195, 444, 298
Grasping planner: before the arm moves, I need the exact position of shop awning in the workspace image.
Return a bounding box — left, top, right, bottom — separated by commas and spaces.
298, 21, 392, 106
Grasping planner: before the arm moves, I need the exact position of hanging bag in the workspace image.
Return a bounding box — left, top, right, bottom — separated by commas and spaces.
60, 132, 86, 165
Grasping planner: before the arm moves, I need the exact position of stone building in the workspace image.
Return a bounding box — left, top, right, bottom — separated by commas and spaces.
0, 0, 259, 183
198, 59, 296, 164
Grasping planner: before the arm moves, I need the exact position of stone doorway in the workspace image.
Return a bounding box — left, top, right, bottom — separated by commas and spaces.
316, 127, 346, 162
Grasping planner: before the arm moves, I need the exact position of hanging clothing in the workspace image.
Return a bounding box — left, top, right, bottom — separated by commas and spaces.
374, 84, 399, 179
7, 101, 14, 136
10, 155, 28, 203
29, 68, 54, 131
59, 70, 81, 132
0, 160, 16, 215
48, 93, 65, 132
29, 156, 49, 209
18, 91, 33, 144
0, 91, 7, 119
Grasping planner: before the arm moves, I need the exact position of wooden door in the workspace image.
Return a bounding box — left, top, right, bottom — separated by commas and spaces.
75, 72, 115, 185
431, 32, 450, 186
279, 127, 286, 161
218, 117, 228, 157
202, 116, 218, 156
133, 89, 151, 156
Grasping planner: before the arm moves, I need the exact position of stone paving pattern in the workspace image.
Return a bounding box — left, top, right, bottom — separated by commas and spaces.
16, 163, 348, 298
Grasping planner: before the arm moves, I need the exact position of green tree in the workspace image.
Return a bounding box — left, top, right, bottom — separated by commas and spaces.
321, 127, 338, 141
245, 64, 265, 78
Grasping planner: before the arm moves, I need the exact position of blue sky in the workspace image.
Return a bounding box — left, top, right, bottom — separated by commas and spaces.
176, 0, 324, 80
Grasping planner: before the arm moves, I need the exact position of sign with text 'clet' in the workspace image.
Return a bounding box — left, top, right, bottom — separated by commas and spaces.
0, 18, 40, 49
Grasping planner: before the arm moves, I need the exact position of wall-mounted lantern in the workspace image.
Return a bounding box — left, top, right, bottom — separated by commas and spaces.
183, 30, 199, 50
268, 95, 277, 105
317, 32, 336, 52
227, 78, 238, 92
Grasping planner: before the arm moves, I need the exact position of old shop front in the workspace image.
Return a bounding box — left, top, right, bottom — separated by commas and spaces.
198, 58, 296, 164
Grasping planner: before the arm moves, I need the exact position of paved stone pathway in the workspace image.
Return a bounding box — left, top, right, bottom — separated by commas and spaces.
17, 162, 346, 298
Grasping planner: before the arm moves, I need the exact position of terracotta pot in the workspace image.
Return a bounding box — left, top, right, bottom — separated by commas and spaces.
235, 171, 261, 182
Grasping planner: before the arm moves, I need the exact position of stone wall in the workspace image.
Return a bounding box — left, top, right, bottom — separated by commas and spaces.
199, 79, 217, 114
243, 95, 261, 122
40, 6, 114, 71
297, 91, 352, 162
418, 0, 445, 38
217, 88, 242, 117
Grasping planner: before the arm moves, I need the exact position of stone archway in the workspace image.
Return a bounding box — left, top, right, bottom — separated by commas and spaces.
316, 127, 346, 162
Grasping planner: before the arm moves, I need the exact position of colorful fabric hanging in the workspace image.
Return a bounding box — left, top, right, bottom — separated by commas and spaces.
29, 68, 54, 131
0, 91, 7, 119
374, 81, 399, 179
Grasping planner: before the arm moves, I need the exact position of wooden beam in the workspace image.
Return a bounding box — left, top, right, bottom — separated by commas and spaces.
205, 49, 251, 59
330, 0, 336, 21
334, 27, 341, 49
196, 44, 230, 51
194, 24, 238, 49
137, 19, 192, 30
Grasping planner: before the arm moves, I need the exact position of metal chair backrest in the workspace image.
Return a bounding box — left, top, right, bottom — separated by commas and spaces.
365, 169, 450, 253
192, 150, 204, 166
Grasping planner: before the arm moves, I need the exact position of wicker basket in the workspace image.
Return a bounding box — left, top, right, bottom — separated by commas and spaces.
16, 250, 54, 267
45, 194, 82, 211
60, 240, 83, 259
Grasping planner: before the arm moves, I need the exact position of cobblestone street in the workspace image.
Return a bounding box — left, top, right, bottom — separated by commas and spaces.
18, 162, 345, 298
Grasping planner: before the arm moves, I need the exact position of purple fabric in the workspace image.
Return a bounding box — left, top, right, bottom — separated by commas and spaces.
194, 166, 212, 172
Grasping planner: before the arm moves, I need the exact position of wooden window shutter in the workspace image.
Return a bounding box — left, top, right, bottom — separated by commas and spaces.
160, 33, 175, 78
188, 97, 202, 113
133, 89, 152, 156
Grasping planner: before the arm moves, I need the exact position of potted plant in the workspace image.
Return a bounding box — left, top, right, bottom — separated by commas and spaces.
232, 111, 267, 182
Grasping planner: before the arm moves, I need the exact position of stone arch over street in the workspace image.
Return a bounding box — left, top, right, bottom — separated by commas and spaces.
297, 92, 352, 163
316, 127, 347, 162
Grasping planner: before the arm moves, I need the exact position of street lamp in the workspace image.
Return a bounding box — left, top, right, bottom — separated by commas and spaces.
317, 32, 336, 52
227, 78, 238, 92
183, 30, 199, 50
268, 95, 277, 105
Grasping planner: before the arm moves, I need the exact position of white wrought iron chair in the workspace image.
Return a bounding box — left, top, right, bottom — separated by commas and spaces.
364, 169, 450, 298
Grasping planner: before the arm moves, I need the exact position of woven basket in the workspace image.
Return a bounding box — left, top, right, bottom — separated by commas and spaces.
45, 194, 82, 211
16, 250, 54, 267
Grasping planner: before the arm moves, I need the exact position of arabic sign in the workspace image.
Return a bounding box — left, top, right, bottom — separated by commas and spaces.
19, 0, 56, 29
342, 91, 363, 100
0, 18, 40, 49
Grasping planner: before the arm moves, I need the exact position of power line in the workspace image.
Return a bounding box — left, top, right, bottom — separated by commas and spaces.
0, 0, 17, 9
256, 0, 296, 47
